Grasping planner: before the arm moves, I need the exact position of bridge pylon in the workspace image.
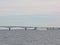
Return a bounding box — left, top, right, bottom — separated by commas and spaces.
25, 27, 27, 30
34, 27, 37, 30
9, 27, 11, 31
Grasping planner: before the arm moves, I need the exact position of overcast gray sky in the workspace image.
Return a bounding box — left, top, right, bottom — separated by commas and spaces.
0, 0, 60, 27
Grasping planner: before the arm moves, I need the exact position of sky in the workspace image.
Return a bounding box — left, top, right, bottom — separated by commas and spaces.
0, 0, 60, 27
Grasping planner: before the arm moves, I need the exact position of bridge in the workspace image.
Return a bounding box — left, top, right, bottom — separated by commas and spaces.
0, 26, 37, 31
0, 26, 60, 31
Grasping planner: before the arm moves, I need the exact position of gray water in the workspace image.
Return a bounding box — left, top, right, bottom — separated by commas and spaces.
0, 29, 60, 45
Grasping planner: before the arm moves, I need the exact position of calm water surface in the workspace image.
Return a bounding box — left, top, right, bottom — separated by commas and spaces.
0, 29, 60, 45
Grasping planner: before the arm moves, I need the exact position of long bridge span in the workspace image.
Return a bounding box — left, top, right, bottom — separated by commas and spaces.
0, 26, 60, 31
0, 26, 38, 31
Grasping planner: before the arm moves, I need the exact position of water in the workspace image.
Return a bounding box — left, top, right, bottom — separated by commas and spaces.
0, 29, 60, 45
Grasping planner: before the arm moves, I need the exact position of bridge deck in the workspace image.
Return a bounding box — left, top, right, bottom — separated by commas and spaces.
0, 26, 38, 31
0, 26, 60, 31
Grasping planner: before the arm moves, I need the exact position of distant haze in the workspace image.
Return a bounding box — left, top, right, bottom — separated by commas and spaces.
0, 0, 60, 27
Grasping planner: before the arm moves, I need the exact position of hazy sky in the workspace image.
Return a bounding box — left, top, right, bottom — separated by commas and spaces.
0, 0, 60, 27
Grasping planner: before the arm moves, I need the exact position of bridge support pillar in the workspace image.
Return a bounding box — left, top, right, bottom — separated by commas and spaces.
9, 27, 11, 31
25, 27, 27, 30
46, 28, 48, 30
34, 27, 37, 30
